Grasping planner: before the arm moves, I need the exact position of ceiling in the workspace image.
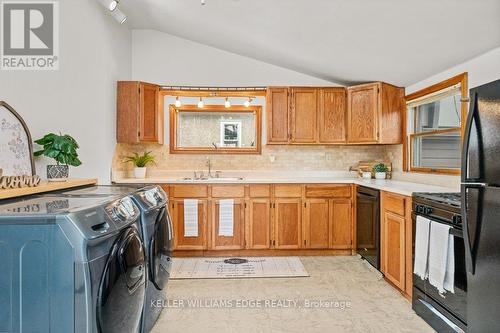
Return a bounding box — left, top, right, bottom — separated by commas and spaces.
121, 0, 500, 86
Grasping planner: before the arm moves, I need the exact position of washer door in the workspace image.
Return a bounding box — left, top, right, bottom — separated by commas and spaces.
149, 207, 173, 290
97, 227, 146, 333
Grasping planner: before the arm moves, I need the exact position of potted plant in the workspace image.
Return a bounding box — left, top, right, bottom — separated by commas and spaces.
34, 133, 82, 182
372, 163, 389, 180
123, 151, 156, 178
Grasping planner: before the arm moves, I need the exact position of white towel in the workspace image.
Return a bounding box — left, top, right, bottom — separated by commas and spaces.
414, 216, 431, 280
428, 221, 451, 294
183, 199, 198, 237
443, 233, 455, 293
218, 199, 234, 237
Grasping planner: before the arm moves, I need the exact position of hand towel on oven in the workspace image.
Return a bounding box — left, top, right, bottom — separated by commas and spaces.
428, 221, 454, 293
218, 199, 234, 237
414, 215, 431, 280
183, 199, 199, 237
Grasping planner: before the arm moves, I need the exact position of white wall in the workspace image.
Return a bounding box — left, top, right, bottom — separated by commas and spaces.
406, 46, 500, 93
132, 30, 338, 86
0, 0, 131, 184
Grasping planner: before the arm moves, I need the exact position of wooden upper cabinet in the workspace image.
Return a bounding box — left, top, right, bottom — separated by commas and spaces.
290, 88, 317, 143
210, 199, 246, 250
347, 83, 379, 143
266, 87, 290, 144
318, 88, 347, 143
274, 198, 302, 249
117, 81, 163, 144
347, 82, 404, 144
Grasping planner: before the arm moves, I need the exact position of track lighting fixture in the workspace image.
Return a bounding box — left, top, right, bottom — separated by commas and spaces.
244, 97, 252, 107
224, 97, 231, 108
108, 0, 118, 11
175, 96, 182, 107
111, 8, 127, 24
197, 97, 204, 108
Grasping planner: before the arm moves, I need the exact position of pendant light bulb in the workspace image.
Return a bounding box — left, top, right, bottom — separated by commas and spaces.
198, 97, 204, 108
175, 96, 182, 107
244, 97, 252, 108
224, 97, 231, 108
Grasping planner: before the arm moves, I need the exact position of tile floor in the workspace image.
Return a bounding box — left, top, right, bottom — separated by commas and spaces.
152, 256, 434, 333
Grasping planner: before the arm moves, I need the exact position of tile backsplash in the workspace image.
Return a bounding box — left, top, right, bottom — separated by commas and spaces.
113, 143, 398, 172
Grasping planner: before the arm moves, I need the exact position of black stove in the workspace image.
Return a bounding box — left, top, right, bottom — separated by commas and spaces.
413, 192, 461, 214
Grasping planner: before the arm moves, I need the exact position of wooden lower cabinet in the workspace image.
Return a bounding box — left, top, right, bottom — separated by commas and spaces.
330, 199, 352, 249
247, 199, 272, 249
274, 198, 302, 249
171, 199, 208, 250
303, 199, 330, 249
380, 191, 413, 297
210, 199, 245, 250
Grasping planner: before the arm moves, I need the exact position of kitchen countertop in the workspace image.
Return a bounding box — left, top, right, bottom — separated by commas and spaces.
113, 171, 458, 197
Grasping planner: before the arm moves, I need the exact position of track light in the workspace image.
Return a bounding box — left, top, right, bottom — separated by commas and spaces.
111, 8, 127, 24
109, 0, 118, 11
224, 97, 231, 108
244, 97, 252, 107
175, 96, 182, 107
198, 97, 204, 108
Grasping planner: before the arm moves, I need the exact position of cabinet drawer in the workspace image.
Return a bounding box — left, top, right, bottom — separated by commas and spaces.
249, 185, 271, 198
305, 185, 351, 198
383, 192, 406, 216
211, 185, 245, 198
171, 185, 208, 198
274, 185, 302, 197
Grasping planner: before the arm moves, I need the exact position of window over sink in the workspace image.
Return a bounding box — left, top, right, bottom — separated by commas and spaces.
404, 73, 468, 174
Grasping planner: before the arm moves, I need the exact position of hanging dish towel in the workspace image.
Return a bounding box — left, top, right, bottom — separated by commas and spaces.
428, 221, 451, 294
443, 233, 455, 293
183, 199, 199, 237
218, 199, 234, 237
414, 215, 431, 280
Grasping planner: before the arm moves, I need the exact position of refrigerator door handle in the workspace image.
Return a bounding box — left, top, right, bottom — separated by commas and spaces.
461, 92, 482, 182
462, 183, 484, 275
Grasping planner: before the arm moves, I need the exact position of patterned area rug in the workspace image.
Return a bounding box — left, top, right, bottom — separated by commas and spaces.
170, 257, 309, 279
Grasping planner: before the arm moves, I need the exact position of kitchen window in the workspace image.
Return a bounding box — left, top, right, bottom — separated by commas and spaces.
404, 73, 468, 174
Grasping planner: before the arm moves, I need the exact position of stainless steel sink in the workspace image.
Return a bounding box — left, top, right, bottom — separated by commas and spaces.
179, 176, 245, 182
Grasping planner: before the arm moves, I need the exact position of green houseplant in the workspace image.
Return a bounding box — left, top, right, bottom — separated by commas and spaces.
123, 151, 156, 178
34, 133, 82, 182
372, 163, 389, 180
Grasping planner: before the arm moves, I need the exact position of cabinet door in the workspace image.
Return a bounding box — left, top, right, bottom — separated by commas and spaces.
274, 199, 302, 249
330, 199, 352, 249
319, 88, 346, 143
266, 87, 289, 144
303, 199, 330, 249
171, 199, 208, 250
347, 84, 378, 143
290, 88, 318, 143
381, 211, 405, 290
247, 199, 271, 249
139, 82, 159, 142
211, 199, 245, 250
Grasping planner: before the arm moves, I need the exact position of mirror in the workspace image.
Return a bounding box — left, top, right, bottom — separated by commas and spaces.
170, 105, 262, 154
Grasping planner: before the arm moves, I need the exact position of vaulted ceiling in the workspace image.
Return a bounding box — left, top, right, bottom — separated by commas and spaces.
121, 0, 500, 86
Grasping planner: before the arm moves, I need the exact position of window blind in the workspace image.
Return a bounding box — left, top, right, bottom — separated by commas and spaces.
407, 84, 461, 108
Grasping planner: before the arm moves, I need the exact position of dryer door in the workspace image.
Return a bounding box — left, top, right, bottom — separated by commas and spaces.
97, 227, 146, 333
150, 206, 173, 290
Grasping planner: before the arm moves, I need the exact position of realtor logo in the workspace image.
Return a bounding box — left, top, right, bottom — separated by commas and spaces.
1, 1, 59, 70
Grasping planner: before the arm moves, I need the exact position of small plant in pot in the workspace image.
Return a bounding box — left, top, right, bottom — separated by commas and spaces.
123, 151, 156, 178
34, 133, 82, 182
372, 163, 389, 180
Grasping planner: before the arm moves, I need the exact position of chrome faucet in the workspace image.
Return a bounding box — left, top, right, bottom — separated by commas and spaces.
206, 157, 214, 178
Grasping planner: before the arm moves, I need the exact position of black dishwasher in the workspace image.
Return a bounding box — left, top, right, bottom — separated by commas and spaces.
356, 186, 380, 270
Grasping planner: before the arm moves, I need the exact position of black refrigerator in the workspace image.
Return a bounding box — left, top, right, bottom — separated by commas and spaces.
462, 78, 500, 333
